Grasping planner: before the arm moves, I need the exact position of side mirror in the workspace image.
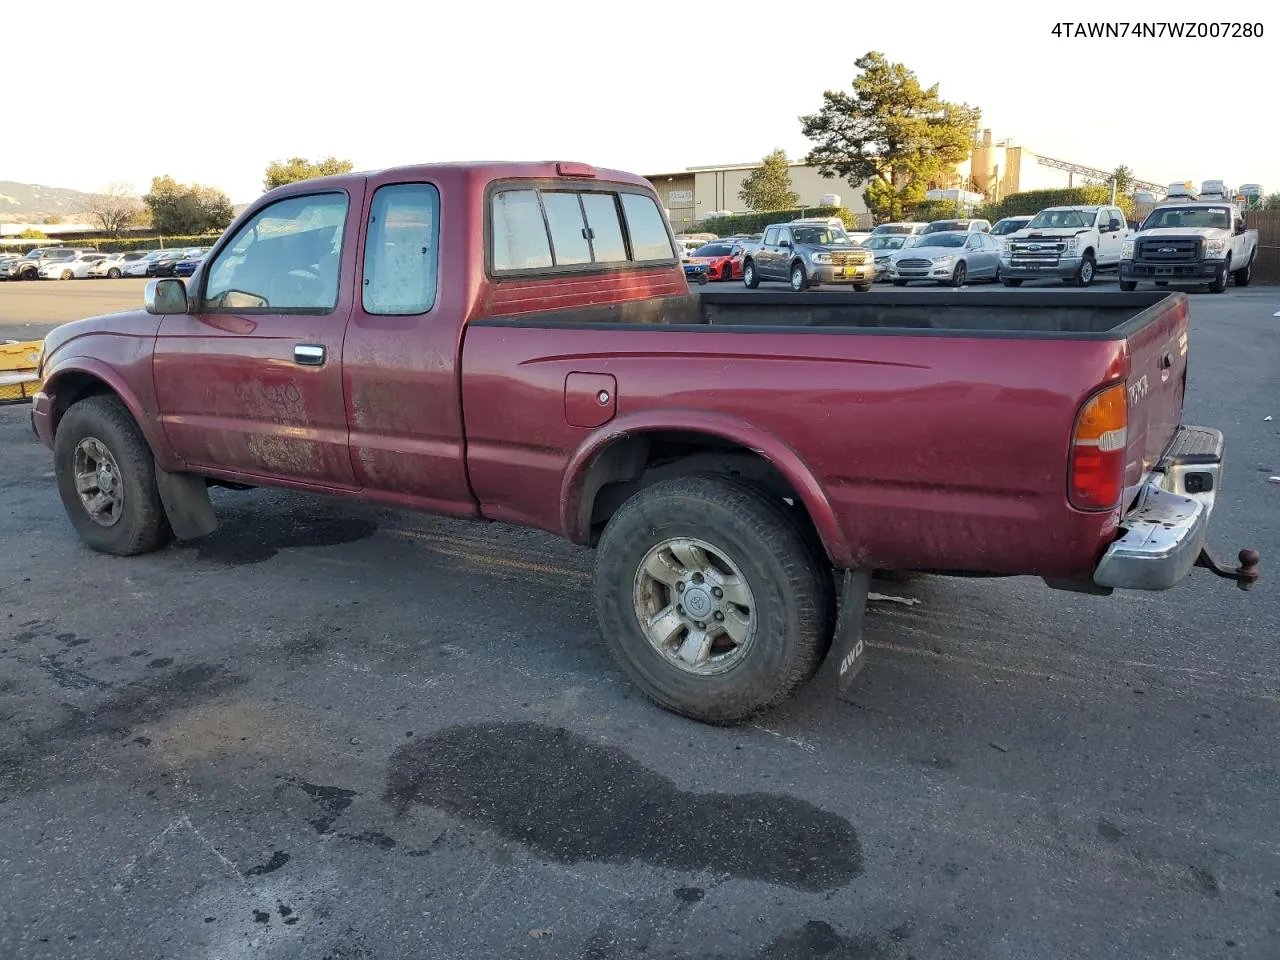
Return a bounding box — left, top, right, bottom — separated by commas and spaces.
1235, 220, 1247, 235
145, 278, 189, 315
779, 239, 791, 248
1108, 220, 1122, 232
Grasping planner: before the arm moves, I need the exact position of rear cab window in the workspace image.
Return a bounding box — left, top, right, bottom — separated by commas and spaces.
488, 181, 675, 276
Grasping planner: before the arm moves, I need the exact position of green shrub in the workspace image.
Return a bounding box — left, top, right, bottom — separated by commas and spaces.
982, 186, 1134, 222
697, 206, 853, 236
84, 234, 223, 253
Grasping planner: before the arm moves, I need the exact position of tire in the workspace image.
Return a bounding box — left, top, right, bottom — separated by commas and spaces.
20, 268, 36, 281
1001, 278, 1022, 287
697, 273, 708, 286
789, 261, 808, 292
1155, 280, 1169, 287
852, 283, 871, 292
1119, 280, 1138, 292
949, 261, 967, 287
1071, 254, 1096, 287
53, 395, 174, 556
743, 260, 759, 289
108, 267, 121, 279
61, 269, 74, 280
594, 474, 834, 724
1233, 254, 1253, 288
993, 263, 1002, 284
891, 279, 907, 287
1208, 256, 1230, 294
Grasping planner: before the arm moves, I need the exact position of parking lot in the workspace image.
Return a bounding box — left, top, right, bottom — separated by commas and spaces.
2, 280, 1279, 959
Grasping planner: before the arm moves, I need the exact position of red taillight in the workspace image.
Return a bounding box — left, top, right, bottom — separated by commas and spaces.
1069, 383, 1127, 511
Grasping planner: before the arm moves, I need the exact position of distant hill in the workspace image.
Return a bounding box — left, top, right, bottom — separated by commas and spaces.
0, 180, 97, 223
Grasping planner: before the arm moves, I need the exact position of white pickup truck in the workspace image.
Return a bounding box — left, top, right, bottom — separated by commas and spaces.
1119, 202, 1258, 294
1001, 204, 1131, 287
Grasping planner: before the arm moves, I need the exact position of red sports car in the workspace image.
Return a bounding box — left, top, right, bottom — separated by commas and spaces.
686, 241, 744, 281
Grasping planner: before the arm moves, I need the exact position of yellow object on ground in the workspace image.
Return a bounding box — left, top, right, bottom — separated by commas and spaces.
0, 340, 42, 403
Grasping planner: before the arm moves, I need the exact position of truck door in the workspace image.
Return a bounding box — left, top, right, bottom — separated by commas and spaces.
1100, 208, 1124, 264
758, 226, 780, 277
770, 227, 793, 279
341, 179, 475, 513
152, 188, 363, 488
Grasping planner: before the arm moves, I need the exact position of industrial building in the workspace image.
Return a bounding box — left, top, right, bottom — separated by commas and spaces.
643, 162, 874, 231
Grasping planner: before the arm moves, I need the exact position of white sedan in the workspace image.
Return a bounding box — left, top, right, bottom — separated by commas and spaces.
38, 254, 108, 280
88, 251, 150, 278
124, 251, 169, 277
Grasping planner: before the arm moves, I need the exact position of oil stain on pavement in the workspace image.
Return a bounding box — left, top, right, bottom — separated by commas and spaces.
183, 505, 377, 565
385, 721, 861, 891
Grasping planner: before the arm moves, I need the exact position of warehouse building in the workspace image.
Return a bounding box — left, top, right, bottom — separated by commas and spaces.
643, 161, 874, 231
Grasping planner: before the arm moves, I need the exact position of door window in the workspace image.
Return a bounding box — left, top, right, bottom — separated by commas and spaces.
203, 192, 349, 312
618, 193, 673, 261
763, 227, 779, 246
362, 183, 441, 315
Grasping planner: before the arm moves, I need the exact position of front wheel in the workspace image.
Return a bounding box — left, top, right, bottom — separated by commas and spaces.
949, 261, 967, 287
61, 270, 74, 280
1119, 280, 1138, 292
1208, 257, 1231, 294
852, 283, 871, 292
742, 260, 759, 289
594, 474, 834, 724
696, 273, 708, 286
1002, 277, 1023, 287
1071, 255, 1096, 287
108, 267, 121, 279
1233, 255, 1253, 288
53, 395, 174, 556
789, 262, 808, 292
891, 279, 907, 287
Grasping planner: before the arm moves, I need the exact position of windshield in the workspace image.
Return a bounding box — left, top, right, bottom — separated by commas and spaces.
921, 220, 969, 234
691, 243, 733, 258
1141, 206, 1232, 230
1027, 209, 1095, 229
791, 226, 850, 245
991, 219, 1030, 236
872, 224, 913, 235
915, 234, 966, 249
863, 236, 905, 251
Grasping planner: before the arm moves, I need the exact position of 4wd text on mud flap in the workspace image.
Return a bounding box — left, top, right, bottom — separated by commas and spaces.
839, 640, 864, 676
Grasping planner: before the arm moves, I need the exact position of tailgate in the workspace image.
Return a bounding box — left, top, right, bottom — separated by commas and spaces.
1122, 294, 1189, 497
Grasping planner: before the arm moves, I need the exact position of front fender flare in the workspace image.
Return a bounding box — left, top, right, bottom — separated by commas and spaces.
559, 408, 853, 567
42, 356, 177, 470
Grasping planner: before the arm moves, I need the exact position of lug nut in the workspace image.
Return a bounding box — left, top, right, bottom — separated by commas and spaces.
712, 587, 723, 599
696, 621, 706, 630
692, 573, 704, 584
714, 612, 724, 621
676, 581, 685, 592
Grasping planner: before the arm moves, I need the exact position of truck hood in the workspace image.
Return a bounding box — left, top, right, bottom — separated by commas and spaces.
42, 309, 162, 361
1135, 226, 1230, 239
808, 244, 862, 254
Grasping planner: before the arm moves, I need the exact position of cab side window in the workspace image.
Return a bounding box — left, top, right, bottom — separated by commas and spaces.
763, 227, 779, 246
362, 183, 441, 315
204, 193, 348, 312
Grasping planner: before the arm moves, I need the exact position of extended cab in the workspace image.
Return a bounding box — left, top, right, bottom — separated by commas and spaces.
1119, 202, 1258, 294
742, 220, 875, 292
31, 161, 1260, 725
1002, 205, 1130, 287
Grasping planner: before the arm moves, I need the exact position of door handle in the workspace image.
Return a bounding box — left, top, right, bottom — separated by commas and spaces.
294, 344, 326, 366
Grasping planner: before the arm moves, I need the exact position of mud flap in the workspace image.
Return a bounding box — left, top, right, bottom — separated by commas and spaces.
154, 461, 217, 540
831, 568, 872, 700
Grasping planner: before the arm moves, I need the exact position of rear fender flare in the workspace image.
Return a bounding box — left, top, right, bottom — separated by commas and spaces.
559, 409, 853, 567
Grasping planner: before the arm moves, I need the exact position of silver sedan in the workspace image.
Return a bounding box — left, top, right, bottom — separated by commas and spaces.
887, 231, 1003, 287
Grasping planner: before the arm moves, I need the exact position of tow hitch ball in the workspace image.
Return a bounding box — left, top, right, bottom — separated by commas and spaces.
1196, 547, 1261, 591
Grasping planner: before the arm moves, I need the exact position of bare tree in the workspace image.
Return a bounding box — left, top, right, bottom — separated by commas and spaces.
85, 182, 142, 237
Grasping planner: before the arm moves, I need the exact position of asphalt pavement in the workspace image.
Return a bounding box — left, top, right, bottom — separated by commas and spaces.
1, 280, 1278, 960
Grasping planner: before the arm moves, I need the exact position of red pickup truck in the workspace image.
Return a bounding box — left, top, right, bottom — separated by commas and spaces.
31, 161, 1259, 723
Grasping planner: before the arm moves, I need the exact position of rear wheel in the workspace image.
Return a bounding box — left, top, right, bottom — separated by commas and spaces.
594, 474, 834, 724
743, 260, 759, 289
53, 395, 174, 556
789, 261, 808, 292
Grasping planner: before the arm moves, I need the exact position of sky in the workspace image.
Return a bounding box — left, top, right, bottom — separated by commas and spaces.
8, 0, 1279, 204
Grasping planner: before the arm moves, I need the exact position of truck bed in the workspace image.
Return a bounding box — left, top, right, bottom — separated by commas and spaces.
697, 290, 1177, 338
